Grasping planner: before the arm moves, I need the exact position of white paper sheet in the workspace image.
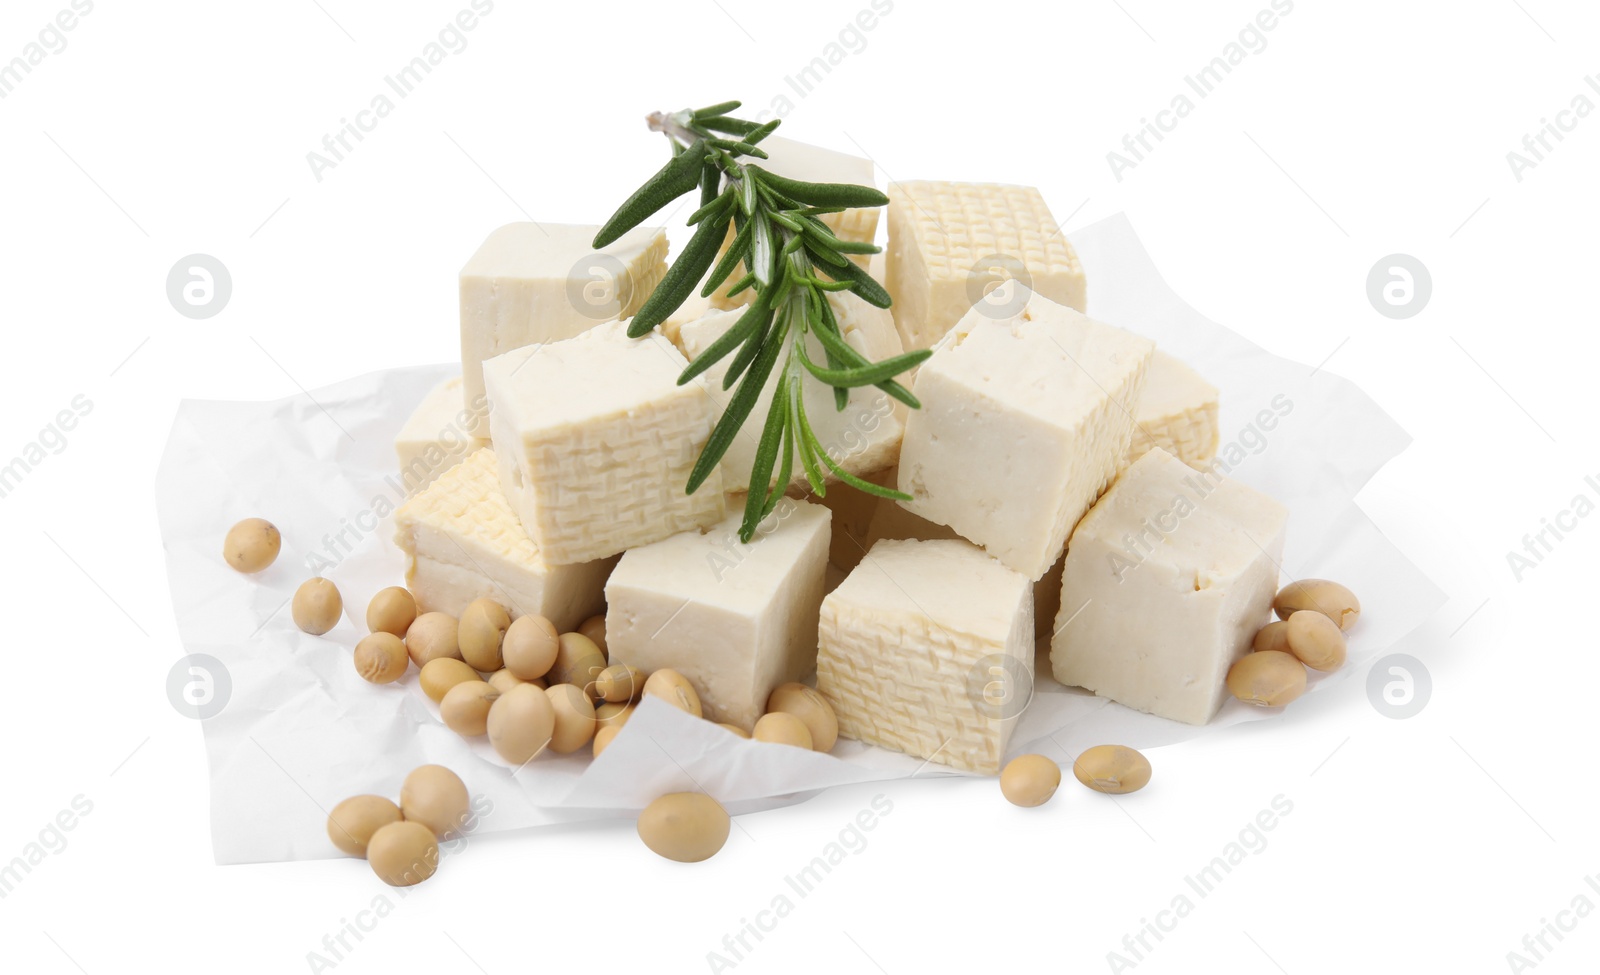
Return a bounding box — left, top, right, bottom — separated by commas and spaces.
155, 213, 1445, 865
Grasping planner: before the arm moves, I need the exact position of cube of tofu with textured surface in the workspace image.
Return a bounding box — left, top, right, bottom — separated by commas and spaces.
1051, 448, 1288, 726
394, 376, 489, 495
886, 181, 1086, 351
897, 283, 1154, 580
1126, 351, 1220, 470
393, 450, 615, 630
710, 137, 880, 309
460, 222, 667, 437
674, 289, 905, 496
605, 500, 831, 730
863, 486, 1063, 638
817, 538, 1033, 774
481, 319, 725, 565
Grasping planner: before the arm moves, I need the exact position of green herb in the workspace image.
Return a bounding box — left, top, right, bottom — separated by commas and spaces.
594, 101, 930, 542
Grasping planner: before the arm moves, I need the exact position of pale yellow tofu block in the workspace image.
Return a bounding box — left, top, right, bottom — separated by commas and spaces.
1051, 449, 1288, 726
897, 283, 1154, 580
886, 181, 1086, 351
863, 480, 1063, 638
393, 450, 614, 631
1126, 350, 1221, 470
817, 538, 1033, 774
394, 376, 489, 495
481, 320, 724, 565
459, 222, 667, 437
605, 501, 831, 730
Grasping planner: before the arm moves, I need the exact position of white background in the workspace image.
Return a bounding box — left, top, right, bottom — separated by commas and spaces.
0, 0, 1593, 972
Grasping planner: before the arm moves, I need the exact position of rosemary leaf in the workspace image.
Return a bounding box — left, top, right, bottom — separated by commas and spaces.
798, 341, 932, 388
818, 256, 892, 308
679, 290, 769, 384
748, 166, 889, 209
701, 219, 753, 297
792, 381, 827, 496
628, 211, 729, 337
594, 140, 708, 248
697, 116, 762, 137
694, 100, 742, 118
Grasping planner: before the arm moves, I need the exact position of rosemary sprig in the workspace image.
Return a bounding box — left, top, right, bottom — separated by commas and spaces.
594, 100, 930, 542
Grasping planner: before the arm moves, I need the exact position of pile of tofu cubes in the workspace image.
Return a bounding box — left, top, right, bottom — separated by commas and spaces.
391, 137, 1287, 775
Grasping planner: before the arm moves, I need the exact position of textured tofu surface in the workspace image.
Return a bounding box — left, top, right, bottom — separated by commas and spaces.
1126, 351, 1221, 470
459, 222, 668, 437
392, 450, 614, 630
886, 181, 1086, 351
674, 289, 905, 495
394, 376, 489, 495
863, 489, 1063, 638
481, 319, 724, 565
817, 538, 1033, 774
1050, 448, 1288, 725
606, 501, 831, 729
897, 284, 1154, 580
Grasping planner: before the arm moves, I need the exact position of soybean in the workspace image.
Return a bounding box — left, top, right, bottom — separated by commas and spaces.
440, 680, 499, 736
1252, 620, 1291, 654
419, 658, 479, 704
595, 702, 635, 730
1000, 754, 1062, 807
488, 669, 544, 695
367, 587, 416, 637
458, 599, 511, 672
487, 683, 555, 765
1274, 579, 1360, 632
326, 795, 401, 857
753, 712, 813, 749
1285, 609, 1347, 672
595, 664, 645, 704
546, 683, 597, 753
1226, 651, 1307, 708
399, 765, 469, 839
502, 614, 559, 680
405, 612, 461, 667
765, 683, 838, 753
366, 821, 439, 887
592, 723, 621, 757
1072, 745, 1152, 795
716, 723, 751, 739
642, 669, 702, 718
354, 633, 408, 684
292, 578, 343, 635
578, 614, 609, 656
223, 518, 280, 573
549, 632, 607, 694
636, 793, 730, 863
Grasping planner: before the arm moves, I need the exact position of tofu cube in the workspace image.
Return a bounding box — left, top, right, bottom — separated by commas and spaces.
394, 376, 489, 495
605, 500, 832, 730
481, 319, 725, 565
674, 289, 904, 496
1050, 448, 1289, 725
393, 450, 614, 630
897, 283, 1154, 580
817, 538, 1033, 774
886, 181, 1086, 351
460, 222, 668, 438
1126, 351, 1221, 470
863, 488, 1063, 639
